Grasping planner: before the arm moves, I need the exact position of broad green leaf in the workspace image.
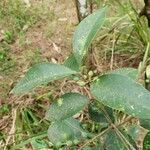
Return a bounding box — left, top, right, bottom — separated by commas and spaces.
140, 119, 150, 130
64, 54, 80, 72
121, 129, 137, 149
104, 130, 126, 150
124, 125, 140, 142
11, 63, 76, 94
109, 68, 138, 80
91, 74, 150, 119
73, 7, 107, 65
143, 132, 150, 150
45, 93, 88, 122
88, 101, 114, 123
47, 118, 84, 145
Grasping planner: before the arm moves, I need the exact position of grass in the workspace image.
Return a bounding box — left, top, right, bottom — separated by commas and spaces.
0, 0, 57, 149
90, 0, 150, 72
0, 0, 150, 149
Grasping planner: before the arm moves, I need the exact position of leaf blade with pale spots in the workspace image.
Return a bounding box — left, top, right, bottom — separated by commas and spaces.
104, 130, 126, 150
108, 68, 138, 80
64, 54, 80, 71
45, 93, 88, 122
47, 118, 84, 145
73, 7, 107, 65
91, 74, 150, 119
11, 63, 77, 94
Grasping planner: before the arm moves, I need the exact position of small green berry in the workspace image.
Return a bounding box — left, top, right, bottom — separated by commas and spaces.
88, 71, 94, 77
77, 81, 86, 86
55, 142, 62, 149
95, 124, 100, 130
83, 75, 88, 79
57, 98, 63, 106
82, 132, 88, 138
66, 140, 73, 146
73, 77, 80, 81
73, 139, 80, 145
93, 70, 97, 74
82, 123, 88, 129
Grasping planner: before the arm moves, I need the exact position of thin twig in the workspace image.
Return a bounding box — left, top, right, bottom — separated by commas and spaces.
74, 0, 81, 22
112, 124, 136, 150
79, 127, 110, 150
117, 116, 133, 127
89, 0, 93, 14
110, 32, 115, 70
98, 103, 136, 149
138, 42, 150, 79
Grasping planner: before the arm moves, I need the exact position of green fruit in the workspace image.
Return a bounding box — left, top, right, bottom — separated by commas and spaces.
82, 123, 88, 129
73, 139, 80, 145
95, 124, 100, 130
55, 142, 62, 149
73, 77, 80, 81
57, 98, 63, 106
83, 75, 88, 79
66, 140, 73, 146
88, 71, 94, 77
82, 132, 88, 138
77, 81, 86, 86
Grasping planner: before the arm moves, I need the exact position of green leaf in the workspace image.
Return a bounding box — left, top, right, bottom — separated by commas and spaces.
45, 93, 88, 122
124, 125, 140, 142
47, 118, 84, 145
143, 132, 150, 150
73, 7, 107, 65
140, 119, 150, 130
104, 130, 126, 150
91, 73, 150, 119
11, 63, 76, 94
109, 68, 138, 80
88, 101, 114, 123
121, 129, 137, 149
64, 54, 80, 72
